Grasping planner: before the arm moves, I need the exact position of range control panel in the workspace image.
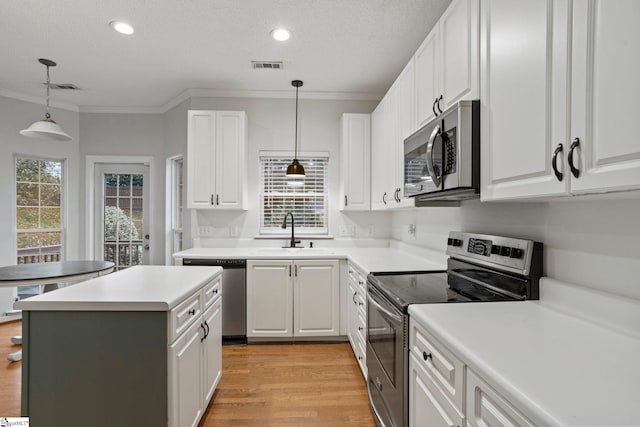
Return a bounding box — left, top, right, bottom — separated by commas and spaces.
446, 232, 542, 276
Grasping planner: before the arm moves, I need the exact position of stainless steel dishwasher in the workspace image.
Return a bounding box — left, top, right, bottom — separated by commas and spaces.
182, 258, 246, 344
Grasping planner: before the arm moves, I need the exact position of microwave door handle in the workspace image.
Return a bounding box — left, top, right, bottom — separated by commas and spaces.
426, 124, 442, 188
367, 293, 403, 323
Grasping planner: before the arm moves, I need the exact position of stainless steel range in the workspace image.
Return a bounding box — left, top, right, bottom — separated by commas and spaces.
366, 232, 543, 427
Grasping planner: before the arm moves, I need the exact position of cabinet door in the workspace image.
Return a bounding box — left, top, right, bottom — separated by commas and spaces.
409, 353, 464, 427
169, 319, 204, 427
215, 111, 247, 209
466, 369, 535, 427
371, 98, 391, 210
570, 0, 640, 194
341, 114, 371, 211
247, 260, 293, 337
293, 260, 340, 337
416, 26, 440, 128
202, 297, 222, 406
440, 0, 479, 110
480, 0, 571, 200
187, 111, 216, 209
347, 275, 359, 349
394, 60, 418, 208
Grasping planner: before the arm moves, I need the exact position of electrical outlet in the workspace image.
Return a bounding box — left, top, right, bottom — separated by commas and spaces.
408, 224, 416, 235
366, 224, 375, 237
340, 225, 355, 237
229, 226, 238, 237
199, 226, 213, 236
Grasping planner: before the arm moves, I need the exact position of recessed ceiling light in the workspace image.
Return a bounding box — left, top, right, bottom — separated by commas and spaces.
109, 21, 135, 35
270, 28, 290, 41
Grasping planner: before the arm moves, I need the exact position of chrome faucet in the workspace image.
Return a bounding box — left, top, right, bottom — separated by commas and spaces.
281, 212, 301, 248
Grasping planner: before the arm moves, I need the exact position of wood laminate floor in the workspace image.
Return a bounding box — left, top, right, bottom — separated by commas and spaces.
0, 321, 376, 426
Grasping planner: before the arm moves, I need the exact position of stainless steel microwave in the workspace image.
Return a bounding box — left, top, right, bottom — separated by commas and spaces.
404, 100, 480, 203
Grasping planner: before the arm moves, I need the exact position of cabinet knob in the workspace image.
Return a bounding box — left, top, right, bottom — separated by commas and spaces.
358, 326, 363, 331
423, 351, 432, 361
213, 289, 218, 294
188, 309, 196, 316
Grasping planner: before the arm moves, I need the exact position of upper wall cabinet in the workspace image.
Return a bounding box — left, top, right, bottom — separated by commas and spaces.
187, 110, 248, 210
416, 0, 480, 129
480, 0, 640, 201
569, 0, 640, 195
340, 114, 371, 211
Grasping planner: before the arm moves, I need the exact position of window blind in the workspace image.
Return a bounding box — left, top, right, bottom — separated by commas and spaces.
260, 156, 329, 235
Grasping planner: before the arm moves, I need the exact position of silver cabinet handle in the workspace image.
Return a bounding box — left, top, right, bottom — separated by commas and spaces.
426, 123, 442, 188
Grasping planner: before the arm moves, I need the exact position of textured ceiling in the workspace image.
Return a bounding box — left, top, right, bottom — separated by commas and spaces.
0, 0, 451, 111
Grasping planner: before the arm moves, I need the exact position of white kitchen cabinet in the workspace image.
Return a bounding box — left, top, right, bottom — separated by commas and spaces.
409, 352, 464, 427
187, 110, 248, 210
346, 262, 367, 378
340, 114, 371, 211
246, 259, 339, 339
466, 369, 535, 427
169, 276, 222, 427
371, 97, 392, 210
416, 0, 479, 128
569, 0, 640, 195
480, 0, 571, 200
481, 0, 640, 201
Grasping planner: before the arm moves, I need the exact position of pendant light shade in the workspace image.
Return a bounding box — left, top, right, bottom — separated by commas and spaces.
286, 80, 305, 179
20, 58, 72, 142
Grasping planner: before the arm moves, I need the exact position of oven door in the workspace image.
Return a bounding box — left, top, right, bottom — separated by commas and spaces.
366, 283, 406, 427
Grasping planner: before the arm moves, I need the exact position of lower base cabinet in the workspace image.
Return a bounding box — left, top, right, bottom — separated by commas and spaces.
409, 352, 464, 427
346, 262, 367, 377
169, 296, 222, 427
247, 259, 339, 339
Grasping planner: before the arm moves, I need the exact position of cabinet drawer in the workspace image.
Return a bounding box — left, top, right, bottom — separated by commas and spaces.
356, 310, 367, 344
356, 336, 367, 378
203, 276, 221, 308
466, 369, 535, 427
410, 352, 464, 427
410, 318, 465, 412
170, 292, 202, 342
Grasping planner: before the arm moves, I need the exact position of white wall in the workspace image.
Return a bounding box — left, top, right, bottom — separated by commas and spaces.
0, 95, 80, 317
391, 197, 640, 301
186, 96, 390, 246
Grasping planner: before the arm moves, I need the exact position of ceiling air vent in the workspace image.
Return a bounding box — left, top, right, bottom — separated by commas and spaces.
44, 83, 80, 90
251, 61, 283, 70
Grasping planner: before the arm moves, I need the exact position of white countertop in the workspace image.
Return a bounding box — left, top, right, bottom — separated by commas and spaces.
173, 247, 446, 274
14, 265, 222, 311
409, 278, 640, 426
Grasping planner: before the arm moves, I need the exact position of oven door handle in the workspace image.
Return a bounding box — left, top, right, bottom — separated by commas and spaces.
367, 292, 403, 323
425, 123, 442, 188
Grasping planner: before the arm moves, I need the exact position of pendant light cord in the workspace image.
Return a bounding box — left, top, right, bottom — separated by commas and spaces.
45, 64, 51, 120
294, 84, 299, 158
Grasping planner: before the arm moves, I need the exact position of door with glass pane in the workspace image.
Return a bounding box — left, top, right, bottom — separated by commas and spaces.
94, 164, 150, 270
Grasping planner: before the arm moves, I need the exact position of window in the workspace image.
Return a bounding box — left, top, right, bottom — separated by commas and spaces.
15, 157, 65, 297
260, 154, 329, 235
169, 157, 184, 254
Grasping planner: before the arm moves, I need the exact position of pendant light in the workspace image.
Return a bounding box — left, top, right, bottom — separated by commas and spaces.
286, 80, 305, 181
20, 58, 72, 141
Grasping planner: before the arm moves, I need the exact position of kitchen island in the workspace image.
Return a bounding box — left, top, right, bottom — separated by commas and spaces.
15, 265, 223, 427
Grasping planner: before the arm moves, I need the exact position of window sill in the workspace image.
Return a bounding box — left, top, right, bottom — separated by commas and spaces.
253, 235, 335, 240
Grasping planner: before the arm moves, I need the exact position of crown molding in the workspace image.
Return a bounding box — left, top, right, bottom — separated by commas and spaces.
2, 86, 382, 115
0, 88, 79, 112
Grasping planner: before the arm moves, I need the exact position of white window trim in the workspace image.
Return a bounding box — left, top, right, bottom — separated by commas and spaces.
259, 150, 329, 237
165, 155, 184, 265
14, 154, 68, 263
85, 155, 155, 261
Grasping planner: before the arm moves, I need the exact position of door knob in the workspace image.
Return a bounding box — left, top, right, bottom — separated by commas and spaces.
144, 244, 150, 250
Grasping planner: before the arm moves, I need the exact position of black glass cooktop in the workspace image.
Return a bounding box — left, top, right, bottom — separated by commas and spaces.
368, 269, 520, 312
